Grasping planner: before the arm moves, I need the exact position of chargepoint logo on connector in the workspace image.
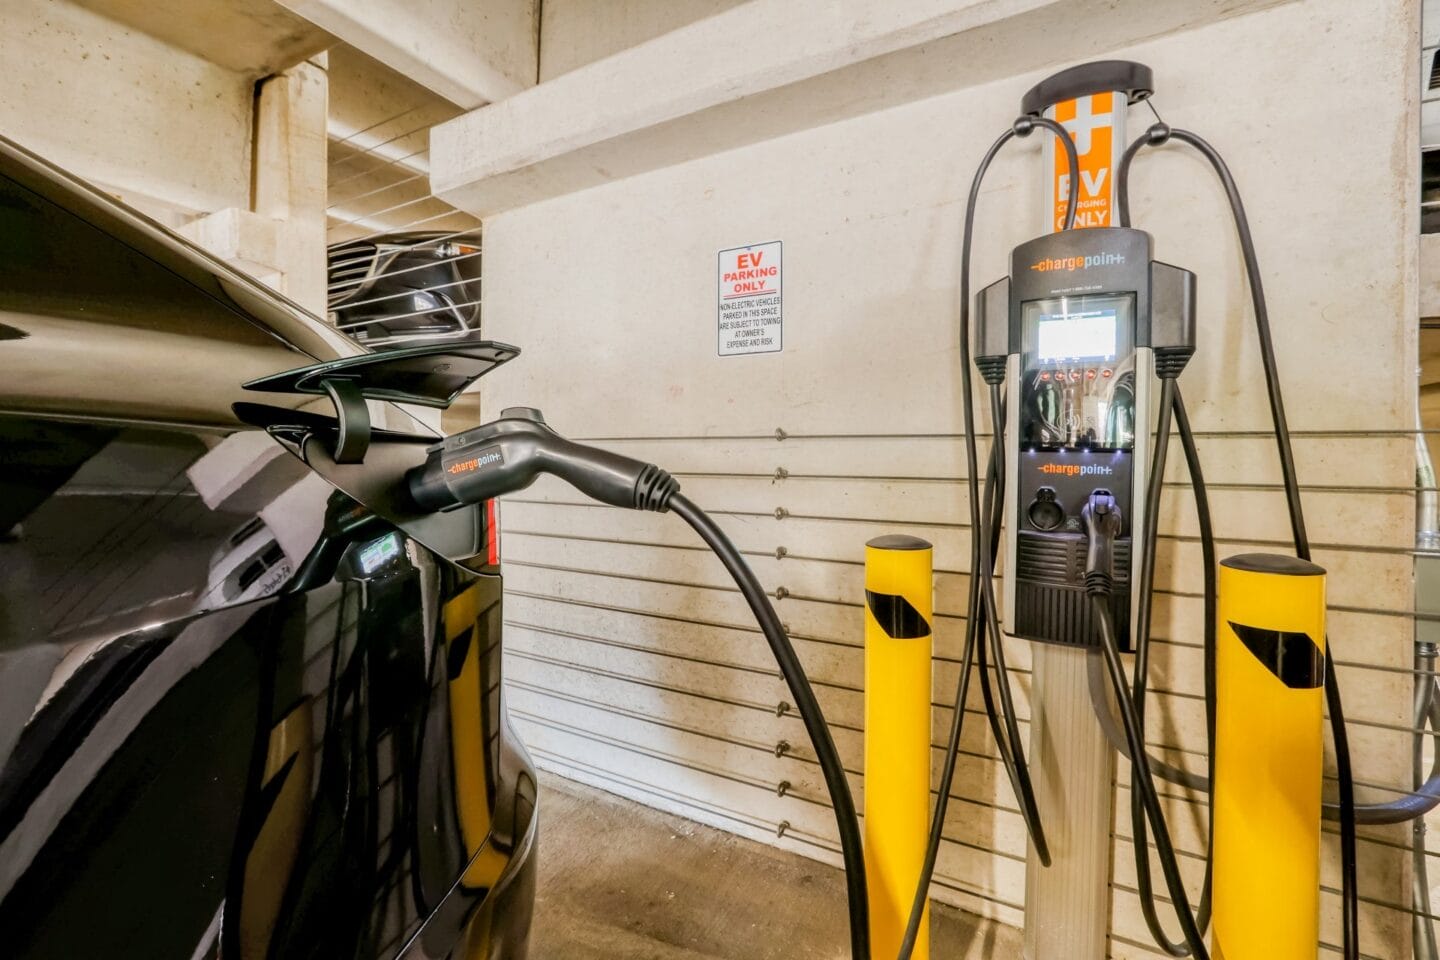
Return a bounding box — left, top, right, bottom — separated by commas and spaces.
1029, 251, 1126, 273
446, 448, 504, 476
1039, 462, 1114, 478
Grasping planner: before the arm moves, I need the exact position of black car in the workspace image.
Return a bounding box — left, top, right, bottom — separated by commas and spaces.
328, 233, 483, 350
0, 136, 536, 958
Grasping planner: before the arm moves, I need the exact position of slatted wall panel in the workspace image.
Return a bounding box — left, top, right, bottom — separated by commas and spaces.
502, 432, 1030, 925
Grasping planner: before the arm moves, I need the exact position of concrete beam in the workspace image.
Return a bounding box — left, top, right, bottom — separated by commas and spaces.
69, 0, 331, 76
432, 0, 1288, 218
537, 0, 748, 82
327, 44, 459, 176
276, 0, 538, 108
324, 44, 472, 241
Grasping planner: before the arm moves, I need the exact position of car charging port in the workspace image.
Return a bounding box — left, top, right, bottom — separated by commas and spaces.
1027, 486, 1065, 531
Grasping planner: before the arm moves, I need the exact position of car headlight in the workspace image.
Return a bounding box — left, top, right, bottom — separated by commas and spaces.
435, 241, 480, 259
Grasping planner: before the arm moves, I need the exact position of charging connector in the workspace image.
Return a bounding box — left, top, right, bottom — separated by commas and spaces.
407, 407, 679, 514
1082, 490, 1122, 595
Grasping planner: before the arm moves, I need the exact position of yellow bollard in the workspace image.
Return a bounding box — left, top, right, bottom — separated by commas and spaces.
1213, 553, 1327, 960
864, 534, 934, 959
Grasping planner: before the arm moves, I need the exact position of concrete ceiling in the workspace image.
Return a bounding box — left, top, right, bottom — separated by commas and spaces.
71, 0, 331, 76
326, 44, 477, 243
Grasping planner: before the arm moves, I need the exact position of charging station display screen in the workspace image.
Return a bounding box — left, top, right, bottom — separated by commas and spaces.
1036, 309, 1118, 362
1020, 293, 1136, 451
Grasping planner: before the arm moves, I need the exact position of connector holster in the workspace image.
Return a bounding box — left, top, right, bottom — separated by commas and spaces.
975, 277, 1011, 385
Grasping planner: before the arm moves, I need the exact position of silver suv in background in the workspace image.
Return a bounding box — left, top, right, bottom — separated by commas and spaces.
327, 232, 483, 350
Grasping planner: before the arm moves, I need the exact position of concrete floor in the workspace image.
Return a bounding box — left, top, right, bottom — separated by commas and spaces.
530, 772, 1023, 959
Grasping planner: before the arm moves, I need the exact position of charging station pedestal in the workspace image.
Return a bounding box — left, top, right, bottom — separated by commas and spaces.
1014, 62, 1154, 960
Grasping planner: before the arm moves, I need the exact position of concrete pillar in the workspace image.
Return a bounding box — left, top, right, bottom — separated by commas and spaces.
253, 60, 331, 315
179, 59, 329, 314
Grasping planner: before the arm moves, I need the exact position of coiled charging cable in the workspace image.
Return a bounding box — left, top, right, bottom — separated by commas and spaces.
1111, 119, 1402, 960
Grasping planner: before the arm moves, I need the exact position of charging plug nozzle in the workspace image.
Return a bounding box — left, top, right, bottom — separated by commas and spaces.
406, 407, 679, 514
1151, 261, 1197, 379
1082, 489, 1123, 595
974, 278, 1011, 386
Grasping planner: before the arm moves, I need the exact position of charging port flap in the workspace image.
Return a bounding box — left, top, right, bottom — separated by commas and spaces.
242, 340, 520, 465
241, 340, 520, 409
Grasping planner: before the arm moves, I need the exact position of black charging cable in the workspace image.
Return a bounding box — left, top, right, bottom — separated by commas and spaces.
1122, 360, 1214, 956
1098, 383, 1220, 954
1414, 651, 1440, 958
969, 381, 1053, 880
977, 386, 1051, 868
1118, 121, 1360, 960
402, 412, 870, 958
667, 493, 870, 958
1095, 374, 1440, 951
1128, 370, 1188, 957
1161, 385, 1217, 939
1095, 379, 1212, 959
894, 113, 1079, 960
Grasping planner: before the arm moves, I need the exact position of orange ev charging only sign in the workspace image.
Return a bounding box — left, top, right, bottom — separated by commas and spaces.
1046, 91, 1125, 232
718, 241, 782, 356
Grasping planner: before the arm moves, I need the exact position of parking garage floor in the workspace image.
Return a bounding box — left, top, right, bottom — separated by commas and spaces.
532, 773, 1022, 959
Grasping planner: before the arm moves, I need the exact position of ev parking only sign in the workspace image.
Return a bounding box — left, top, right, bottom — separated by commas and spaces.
717, 241, 782, 356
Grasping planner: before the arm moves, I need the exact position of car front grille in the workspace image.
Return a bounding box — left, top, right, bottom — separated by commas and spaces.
327, 240, 378, 306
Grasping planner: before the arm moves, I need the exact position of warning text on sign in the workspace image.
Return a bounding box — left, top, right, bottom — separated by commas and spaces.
718, 241, 782, 356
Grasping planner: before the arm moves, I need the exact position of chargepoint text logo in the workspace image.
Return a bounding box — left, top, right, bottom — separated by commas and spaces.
1039, 462, 1114, 478
446, 450, 503, 475
1029, 251, 1126, 273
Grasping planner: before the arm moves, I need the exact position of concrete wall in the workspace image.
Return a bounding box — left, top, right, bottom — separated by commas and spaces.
325, 45, 476, 244
29, 0, 528, 314
476, 0, 1422, 954
1, 0, 255, 223
1, 0, 332, 315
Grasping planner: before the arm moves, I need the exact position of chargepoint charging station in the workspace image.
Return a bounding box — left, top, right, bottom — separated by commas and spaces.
884, 59, 1440, 960
982, 227, 1196, 645
978, 218, 1195, 959
917, 60, 1347, 960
